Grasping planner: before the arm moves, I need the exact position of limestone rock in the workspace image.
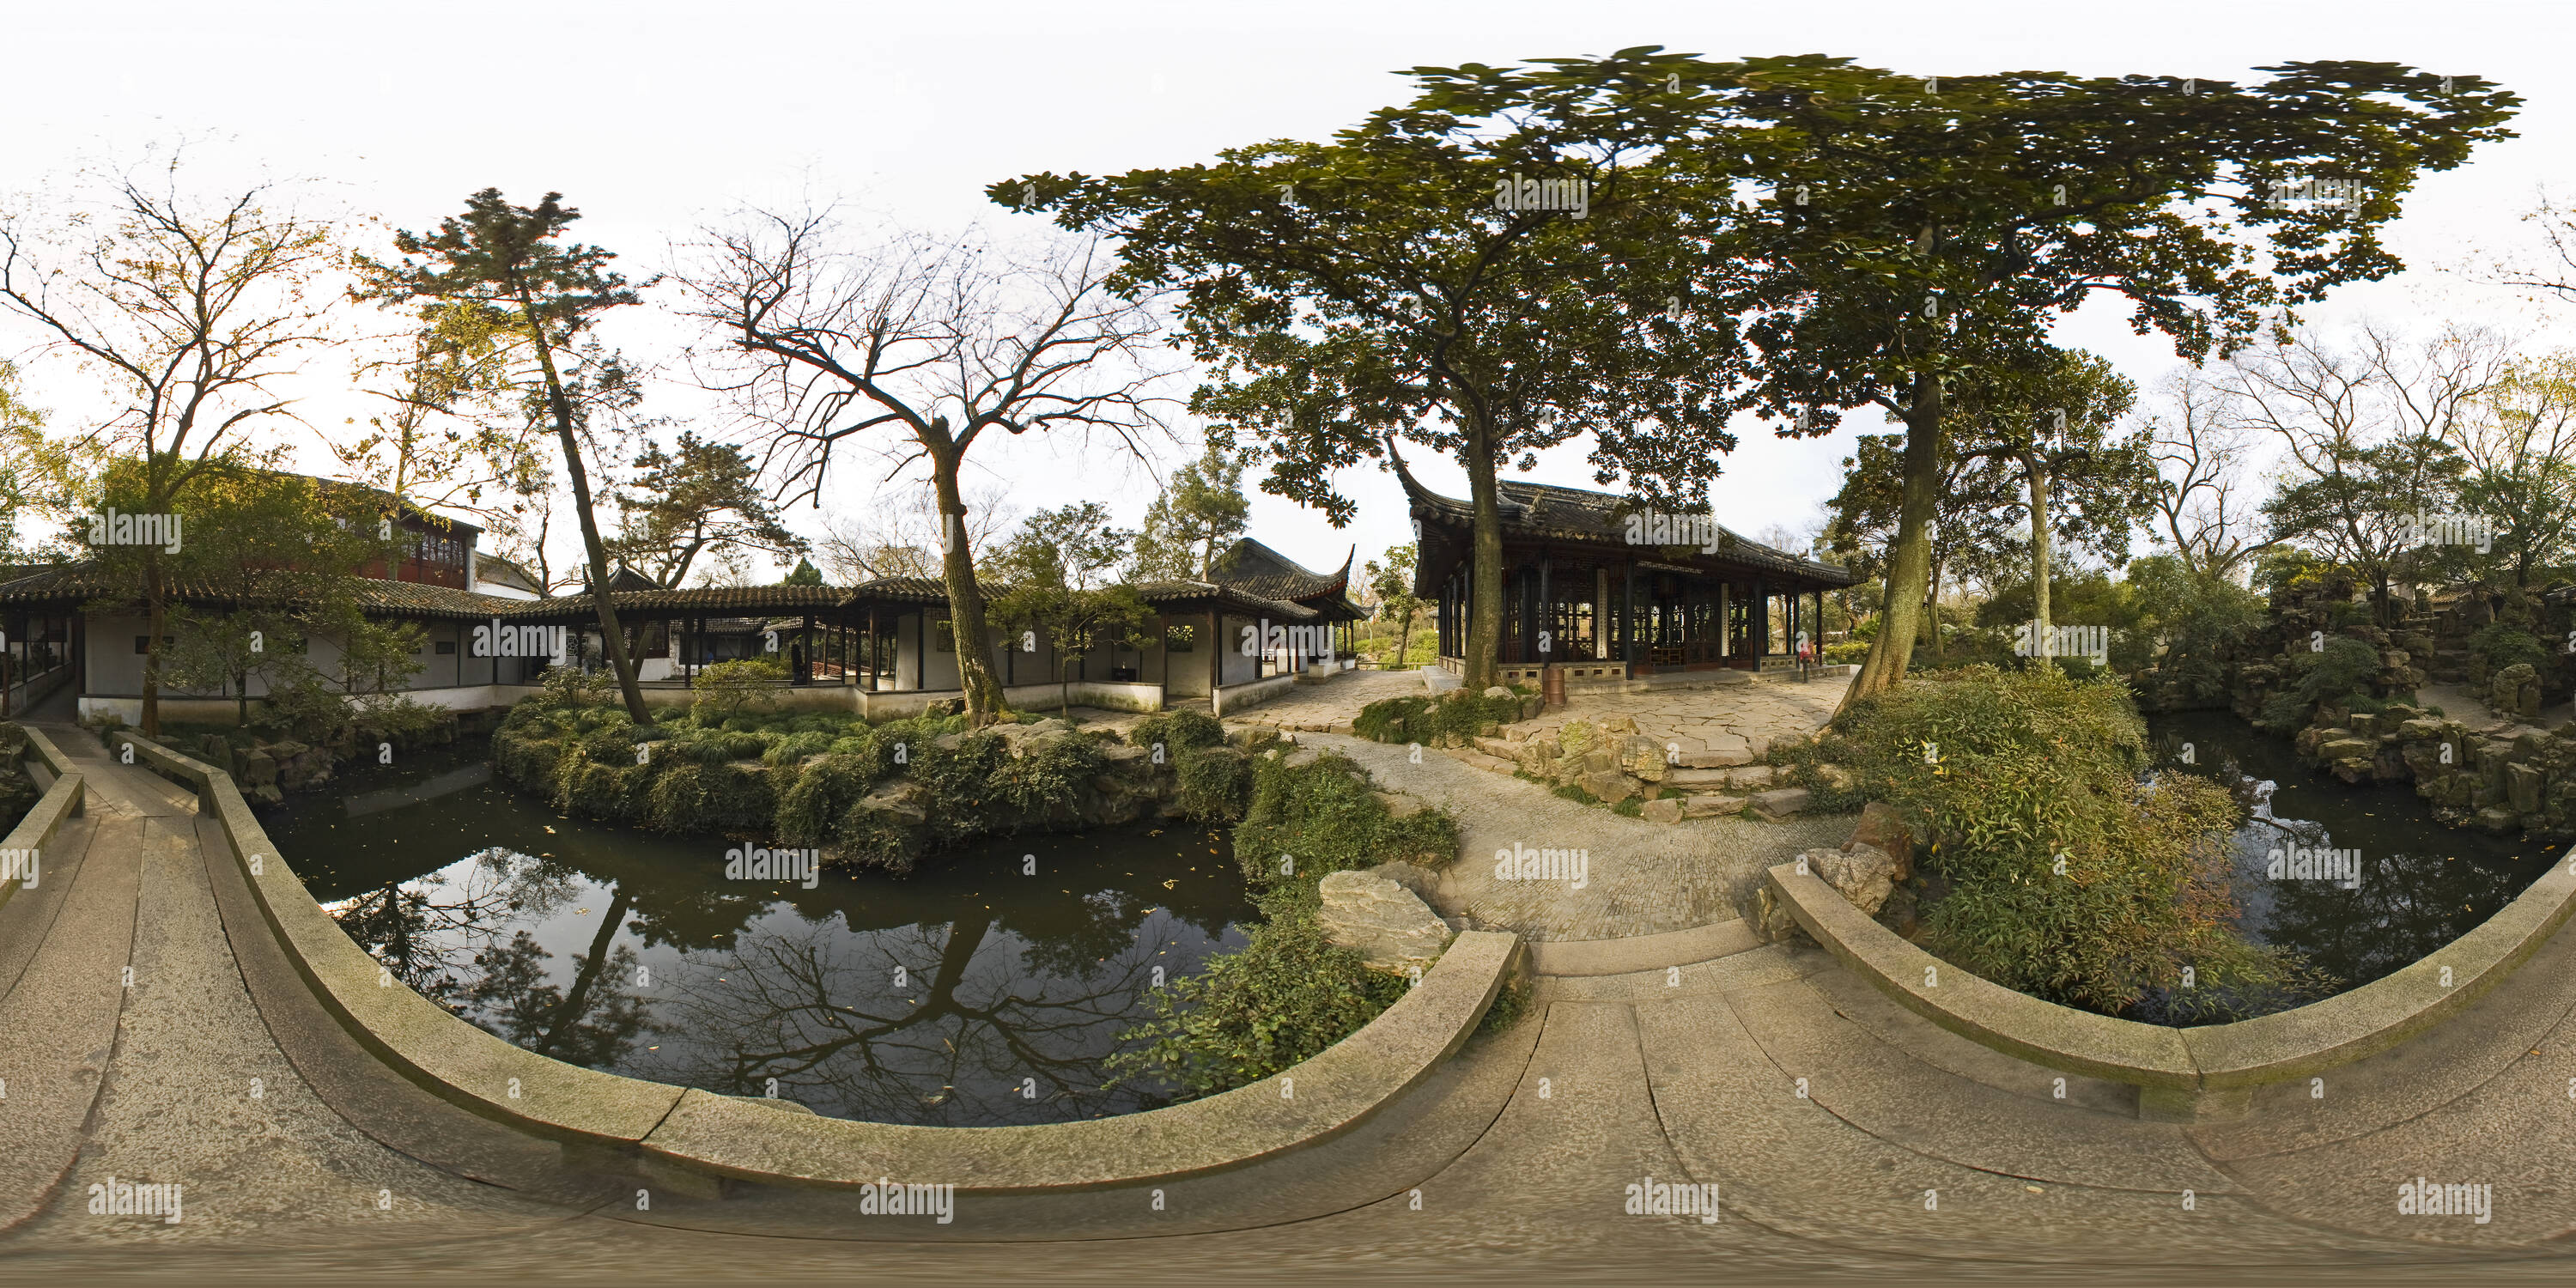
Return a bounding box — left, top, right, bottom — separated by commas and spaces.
1363, 860, 1442, 902
1640, 797, 1684, 824
242, 751, 279, 787
1482, 685, 1515, 700
2509, 762, 2544, 814
1579, 770, 1641, 805
1317, 870, 1455, 973
1749, 787, 1811, 821
1847, 800, 1914, 880
1600, 714, 1638, 735
1621, 737, 1671, 782
1753, 884, 1807, 945
1681, 794, 1747, 819
1726, 765, 1777, 791
1804, 843, 1896, 915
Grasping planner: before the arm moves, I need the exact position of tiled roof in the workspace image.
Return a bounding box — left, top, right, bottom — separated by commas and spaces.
0, 563, 513, 621
1389, 453, 1860, 588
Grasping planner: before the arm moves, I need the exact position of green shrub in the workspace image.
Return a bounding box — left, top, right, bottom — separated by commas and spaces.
553, 748, 653, 823
762, 730, 834, 768
1234, 750, 1458, 884
692, 659, 786, 724
987, 732, 1109, 819
2469, 623, 2549, 675
1786, 665, 2324, 1018
1104, 884, 1408, 1099
1350, 689, 1525, 745
2257, 636, 2382, 729
536, 665, 607, 710
646, 761, 778, 835
1127, 709, 1225, 756
489, 723, 566, 788
1170, 744, 1253, 821
775, 753, 885, 846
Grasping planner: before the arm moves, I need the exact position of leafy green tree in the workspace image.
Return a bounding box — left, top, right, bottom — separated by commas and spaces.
610, 431, 807, 588
333, 300, 544, 526
1131, 440, 1250, 581
1823, 429, 2022, 662
2448, 352, 2576, 588
987, 503, 1154, 714
1362, 544, 1425, 667
1948, 349, 2160, 646
0, 169, 343, 735
1639, 54, 2515, 712
999, 49, 1750, 690
780, 556, 823, 586
359, 189, 653, 722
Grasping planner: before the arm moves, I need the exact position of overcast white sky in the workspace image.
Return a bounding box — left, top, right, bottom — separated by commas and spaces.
5, 0, 2574, 581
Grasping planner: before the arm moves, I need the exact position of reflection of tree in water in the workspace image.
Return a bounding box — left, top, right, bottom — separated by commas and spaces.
650, 902, 1177, 1127
330, 848, 577, 1009
331, 848, 650, 1067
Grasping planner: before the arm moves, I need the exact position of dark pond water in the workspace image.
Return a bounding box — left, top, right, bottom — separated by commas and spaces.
264, 738, 1255, 1127
2147, 711, 2553, 999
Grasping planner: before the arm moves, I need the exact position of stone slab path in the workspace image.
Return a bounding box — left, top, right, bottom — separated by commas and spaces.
1321, 732, 1844, 942
1516, 671, 1850, 766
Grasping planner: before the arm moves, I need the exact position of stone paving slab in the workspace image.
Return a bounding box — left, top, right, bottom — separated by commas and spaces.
1317, 732, 1847, 941
1221, 668, 1427, 732
1514, 673, 1850, 767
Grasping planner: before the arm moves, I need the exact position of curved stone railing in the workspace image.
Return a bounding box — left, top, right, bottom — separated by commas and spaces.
110, 729, 1525, 1193
1766, 854, 2576, 1121
0, 725, 84, 913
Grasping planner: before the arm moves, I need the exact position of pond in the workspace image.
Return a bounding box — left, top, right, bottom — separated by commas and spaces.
2147, 710, 2551, 1010
263, 737, 1255, 1128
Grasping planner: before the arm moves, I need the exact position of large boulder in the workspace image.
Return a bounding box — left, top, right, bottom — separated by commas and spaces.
1847, 801, 1914, 881
1317, 870, 1455, 973
2494, 663, 2543, 720
1749, 787, 1812, 821
1639, 797, 1684, 824
1803, 843, 1897, 915
1579, 770, 1641, 805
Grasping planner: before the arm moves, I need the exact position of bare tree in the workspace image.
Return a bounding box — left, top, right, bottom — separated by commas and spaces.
817, 479, 1018, 585
0, 161, 343, 735
2227, 322, 2506, 619
677, 210, 1178, 724
2148, 368, 2278, 580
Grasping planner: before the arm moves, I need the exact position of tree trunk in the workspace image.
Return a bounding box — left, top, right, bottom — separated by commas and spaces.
1395, 608, 1413, 669
1461, 422, 1504, 691
930, 456, 1005, 725
142, 551, 163, 737
1839, 370, 1944, 716
2026, 452, 2052, 663
519, 303, 649, 724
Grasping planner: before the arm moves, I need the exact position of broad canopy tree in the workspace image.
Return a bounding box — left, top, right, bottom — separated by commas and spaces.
1639, 54, 2517, 712
998, 49, 1753, 690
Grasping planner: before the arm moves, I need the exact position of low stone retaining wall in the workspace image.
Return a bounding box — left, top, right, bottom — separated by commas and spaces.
1213, 673, 1298, 716
0, 726, 82, 914
108, 729, 1523, 1194
1765, 854, 2576, 1121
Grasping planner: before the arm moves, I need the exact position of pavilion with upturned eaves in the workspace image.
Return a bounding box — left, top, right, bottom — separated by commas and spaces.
1394, 457, 1862, 689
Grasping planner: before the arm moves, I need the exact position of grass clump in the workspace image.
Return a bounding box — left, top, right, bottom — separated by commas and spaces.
1351, 687, 1528, 746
